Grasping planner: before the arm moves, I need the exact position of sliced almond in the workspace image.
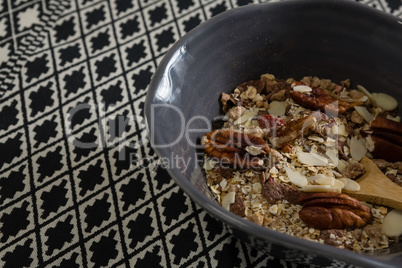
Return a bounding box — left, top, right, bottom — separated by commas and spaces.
268, 101, 287, 116
340, 96, 368, 103
357, 85, 375, 105
293, 85, 313, 93
307, 174, 335, 186
337, 159, 348, 173
339, 177, 361, 192
285, 167, 308, 187
354, 106, 374, 123
297, 152, 328, 166
339, 177, 347, 187
308, 135, 325, 143
221, 191, 236, 211
333, 179, 345, 189
300, 185, 341, 193
365, 136, 375, 152
386, 114, 401, 122
372, 93, 398, 111
233, 108, 259, 125
325, 137, 336, 147
203, 158, 218, 171
382, 209, 402, 237
336, 124, 348, 136
350, 137, 367, 161
326, 149, 339, 166
245, 145, 265, 156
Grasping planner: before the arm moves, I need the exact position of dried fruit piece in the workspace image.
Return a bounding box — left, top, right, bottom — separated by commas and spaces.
298, 193, 372, 229
257, 114, 286, 129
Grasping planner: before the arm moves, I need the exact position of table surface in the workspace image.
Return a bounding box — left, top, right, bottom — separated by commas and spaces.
0, 0, 401, 267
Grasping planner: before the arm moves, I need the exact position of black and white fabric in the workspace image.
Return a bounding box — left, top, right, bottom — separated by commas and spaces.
0, 0, 401, 267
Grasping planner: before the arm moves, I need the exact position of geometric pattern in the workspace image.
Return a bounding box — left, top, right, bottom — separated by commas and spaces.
0, 0, 400, 267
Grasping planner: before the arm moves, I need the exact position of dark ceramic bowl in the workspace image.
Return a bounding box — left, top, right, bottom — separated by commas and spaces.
145, 0, 402, 267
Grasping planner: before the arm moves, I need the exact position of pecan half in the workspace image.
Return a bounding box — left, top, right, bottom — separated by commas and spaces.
371, 116, 402, 136
369, 116, 402, 162
370, 135, 402, 163
269, 115, 317, 148
298, 193, 372, 230
289, 83, 363, 115
201, 129, 270, 169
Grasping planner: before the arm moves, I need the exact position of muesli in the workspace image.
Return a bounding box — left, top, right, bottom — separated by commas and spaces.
201, 74, 402, 251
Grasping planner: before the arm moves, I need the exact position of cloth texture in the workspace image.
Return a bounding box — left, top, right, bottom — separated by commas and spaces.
0, 0, 401, 267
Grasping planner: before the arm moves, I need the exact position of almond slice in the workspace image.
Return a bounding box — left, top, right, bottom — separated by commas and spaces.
354, 106, 373, 123
382, 209, 402, 237
221, 191, 236, 211
326, 148, 339, 166
333, 179, 345, 189
386, 115, 401, 122
203, 158, 218, 171
293, 85, 312, 93
285, 167, 308, 187
233, 108, 259, 125
245, 145, 265, 156
332, 124, 348, 136
300, 185, 341, 193
372, 93, 398, 111
339, 177, 361, 192
307, 174, 335, 186
357, 85, 375, 105
268, 101, 287, 116
297, 152, 328, 166
350, 137, 367, 161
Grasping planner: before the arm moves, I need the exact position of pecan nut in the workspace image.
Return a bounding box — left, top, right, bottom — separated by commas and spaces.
370, 135, 402, 163
269, 115, 317, 148
298, 193, 372, 230
369, 116, 402, 162
289, 83, 363, 115
201, 129, 270, 169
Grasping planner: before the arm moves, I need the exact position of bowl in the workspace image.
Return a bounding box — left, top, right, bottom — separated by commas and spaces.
144, 0, 402, 267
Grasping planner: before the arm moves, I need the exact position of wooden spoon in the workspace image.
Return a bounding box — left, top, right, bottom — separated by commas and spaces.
343, 156, 402, 210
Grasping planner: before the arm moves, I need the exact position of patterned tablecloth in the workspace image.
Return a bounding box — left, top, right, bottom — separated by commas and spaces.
0, 0, 401, 267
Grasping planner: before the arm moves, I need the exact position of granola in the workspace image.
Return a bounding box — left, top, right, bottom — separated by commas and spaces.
202, 74, 402, 251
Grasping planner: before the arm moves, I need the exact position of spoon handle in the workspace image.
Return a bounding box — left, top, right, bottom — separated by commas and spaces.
343, 157, 402, 210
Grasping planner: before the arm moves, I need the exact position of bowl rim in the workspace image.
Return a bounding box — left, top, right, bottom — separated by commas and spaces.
144, 0, 402, 267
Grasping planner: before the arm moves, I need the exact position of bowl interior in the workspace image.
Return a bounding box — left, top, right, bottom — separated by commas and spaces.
145, 0, 402, 267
